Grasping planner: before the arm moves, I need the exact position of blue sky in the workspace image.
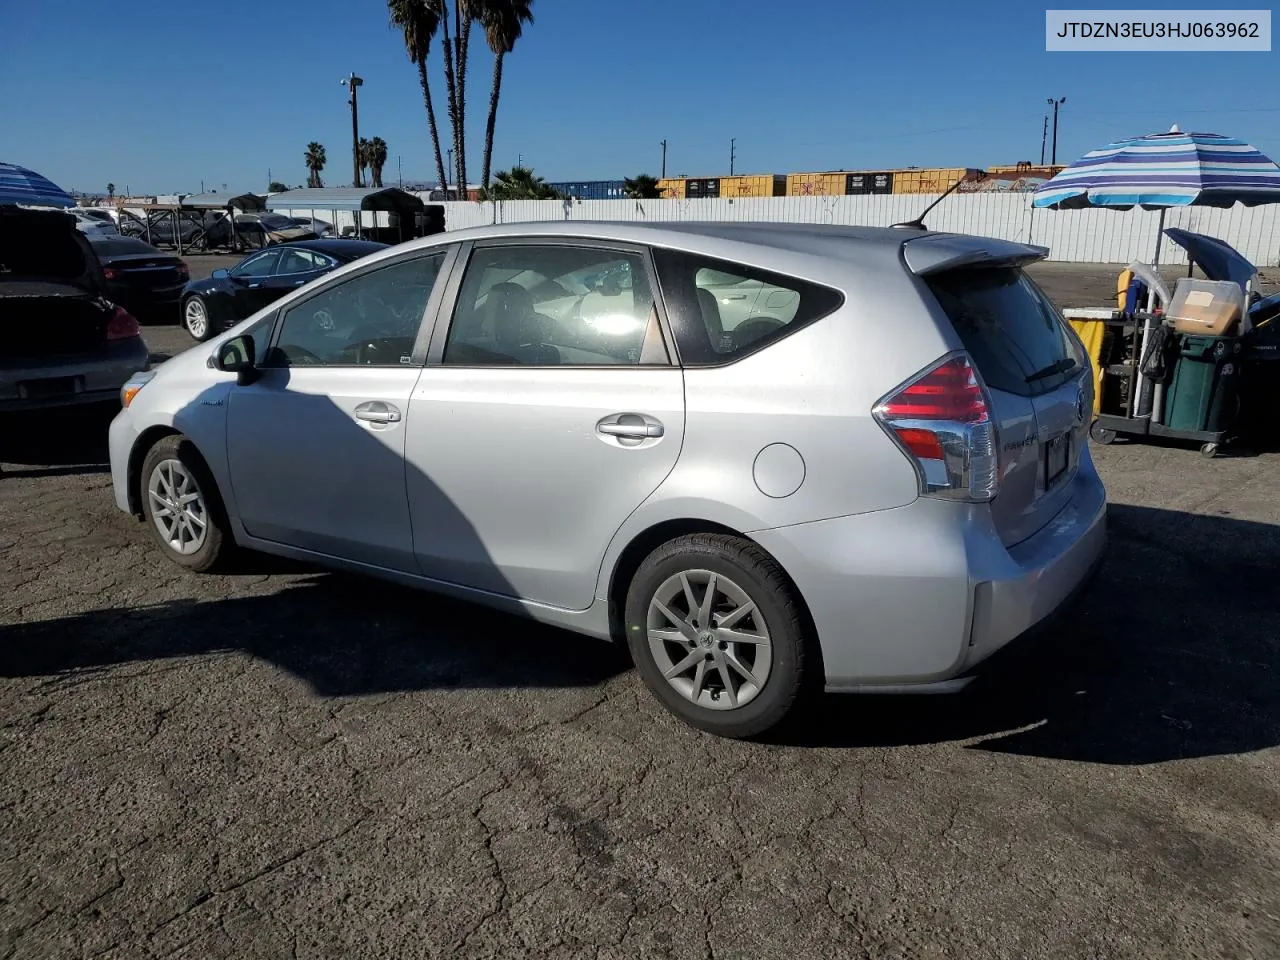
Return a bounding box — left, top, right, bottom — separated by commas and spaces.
3, 0, 1279, 194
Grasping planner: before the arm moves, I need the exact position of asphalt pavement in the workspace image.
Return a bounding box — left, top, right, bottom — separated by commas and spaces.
1, 262, 1278, 959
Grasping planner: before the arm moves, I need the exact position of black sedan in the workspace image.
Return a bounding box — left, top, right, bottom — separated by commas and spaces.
179, 239, 388, 341
87, 235, 189, 321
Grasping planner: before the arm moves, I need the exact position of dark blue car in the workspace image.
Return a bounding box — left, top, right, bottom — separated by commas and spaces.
179, 238, 388, 341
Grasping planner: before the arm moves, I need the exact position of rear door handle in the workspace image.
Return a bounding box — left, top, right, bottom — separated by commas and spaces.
597, 413, 663, 440
354, 401, 402, 424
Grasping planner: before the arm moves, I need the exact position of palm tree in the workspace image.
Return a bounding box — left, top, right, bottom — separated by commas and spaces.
304, 142, 327, 188
358, 137, 373, 185
483, 165, 560, 200
388, 0, 448, 191
369, 137, 389, 188
477, 0, 533, 189
106, 183, 116, 201
623, 174, 660, 199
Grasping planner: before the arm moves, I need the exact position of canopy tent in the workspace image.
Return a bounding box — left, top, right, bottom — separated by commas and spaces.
265, 187, 429, 243
179, 192, 266, 212
0, 162, 76, 208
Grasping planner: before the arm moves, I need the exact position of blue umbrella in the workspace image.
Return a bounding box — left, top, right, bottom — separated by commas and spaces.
0, 161, 76, 208
1033, 127, 1280, 210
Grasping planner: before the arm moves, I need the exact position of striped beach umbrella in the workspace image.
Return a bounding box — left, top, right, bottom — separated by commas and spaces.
1032, 127, 1280, 210
0, 161, 76, 208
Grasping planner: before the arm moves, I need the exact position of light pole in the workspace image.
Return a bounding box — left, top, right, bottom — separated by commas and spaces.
1047, 97, 1066, 165
660, 139, 668, 178
730, 138, 736, 176
341, 72, 364, 188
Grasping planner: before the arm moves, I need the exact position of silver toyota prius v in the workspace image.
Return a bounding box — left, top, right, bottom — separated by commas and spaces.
109, 222, 1107, 738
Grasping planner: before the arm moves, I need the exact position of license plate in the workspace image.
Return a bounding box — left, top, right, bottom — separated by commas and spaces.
19, 377, 80, 399
1044, 432, 1071, 488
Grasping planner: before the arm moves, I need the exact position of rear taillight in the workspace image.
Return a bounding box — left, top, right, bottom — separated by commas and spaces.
102, 267, 119, 280
176, 263, 189, 279
106, 306, 140, 340
873, 353, 999, 503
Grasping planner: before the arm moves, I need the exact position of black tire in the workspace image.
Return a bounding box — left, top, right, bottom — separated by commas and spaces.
139, 434, 233, 573
625, 533, 809, 739
182, 295, 216, 342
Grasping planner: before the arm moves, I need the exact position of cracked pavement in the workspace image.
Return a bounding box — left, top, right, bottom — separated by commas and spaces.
1, 264, 1279, 958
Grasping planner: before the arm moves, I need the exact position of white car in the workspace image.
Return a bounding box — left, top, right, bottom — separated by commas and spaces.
108, 221, 1106, 738
69, 209, 119, 237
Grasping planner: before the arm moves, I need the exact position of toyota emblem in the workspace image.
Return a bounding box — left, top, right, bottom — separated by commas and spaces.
1075, 389, 1087, 424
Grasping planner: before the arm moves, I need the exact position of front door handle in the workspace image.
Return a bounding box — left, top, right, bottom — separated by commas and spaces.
354, 401, 402, 425
597, 413, 663, 440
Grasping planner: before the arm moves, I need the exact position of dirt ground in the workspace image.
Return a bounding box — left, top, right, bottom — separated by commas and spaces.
1, 260, 1277, 959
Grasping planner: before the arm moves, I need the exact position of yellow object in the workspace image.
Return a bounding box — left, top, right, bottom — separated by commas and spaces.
786, 172, 848, 197
1069, 319, 1106, 416
717, 175, 785, 198
1116, 269, 1134, 312
891, 167, 980, 194
656, 178, 685, 199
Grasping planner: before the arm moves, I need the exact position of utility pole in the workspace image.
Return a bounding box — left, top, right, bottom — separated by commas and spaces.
660, 139, 667, 178
398, 155, 403, 188
1047, 97, 1066, 165
730, 138, 736, 176
342, 72, 364, 187
1040, 116, 1048, 166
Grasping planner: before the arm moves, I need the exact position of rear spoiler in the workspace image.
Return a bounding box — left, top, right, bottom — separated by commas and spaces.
902, 233, 1049, 276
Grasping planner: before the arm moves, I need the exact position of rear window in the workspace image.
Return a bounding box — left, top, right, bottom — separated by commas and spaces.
90, 237, 156, 256
926, 267, 1084, 396
651, 248, 844, 365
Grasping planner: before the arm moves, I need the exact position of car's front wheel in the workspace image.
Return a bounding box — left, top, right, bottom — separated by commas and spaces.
139, 435, 232, 573
625, 533, 810, 739
182, 295, 215, 341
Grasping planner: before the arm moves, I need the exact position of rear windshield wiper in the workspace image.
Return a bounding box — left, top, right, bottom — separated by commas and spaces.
1026, 357, 1078, 382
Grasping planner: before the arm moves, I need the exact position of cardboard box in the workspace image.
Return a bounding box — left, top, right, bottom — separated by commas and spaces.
1166, 278, 1244, 336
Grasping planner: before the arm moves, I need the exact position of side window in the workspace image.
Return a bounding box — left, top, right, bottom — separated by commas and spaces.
650, 249, 843, 366
277, 248, 329, 274
442, 245, 667, 367
270, 253, 444, 367
231, 250, 279, 279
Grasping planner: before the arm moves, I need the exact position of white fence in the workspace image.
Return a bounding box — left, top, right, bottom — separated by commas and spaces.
426, 195, 1280, 267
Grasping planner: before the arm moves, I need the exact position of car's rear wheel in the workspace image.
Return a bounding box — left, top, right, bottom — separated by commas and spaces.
182, 295, 215, 341
139, 435, 232, 573
625, 533, 809, 739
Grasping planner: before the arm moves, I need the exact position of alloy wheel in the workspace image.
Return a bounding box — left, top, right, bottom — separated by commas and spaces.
147, 458, 208, 555
184, 298, 208, 338
646, 569, 773, 711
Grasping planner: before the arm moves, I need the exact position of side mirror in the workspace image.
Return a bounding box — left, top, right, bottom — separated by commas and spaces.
215, 334, 259, 385
211, 268, 230, 280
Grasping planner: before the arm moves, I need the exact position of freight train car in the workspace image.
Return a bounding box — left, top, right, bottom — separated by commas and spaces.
548, 180, 627, 200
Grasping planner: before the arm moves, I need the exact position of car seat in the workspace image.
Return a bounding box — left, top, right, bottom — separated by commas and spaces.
488, 282, 560, 365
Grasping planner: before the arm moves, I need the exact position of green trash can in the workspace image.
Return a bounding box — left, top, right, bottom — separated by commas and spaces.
1163, 334, 1242, 433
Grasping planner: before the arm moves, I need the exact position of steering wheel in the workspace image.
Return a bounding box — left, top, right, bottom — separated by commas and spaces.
733, 316, 785, 349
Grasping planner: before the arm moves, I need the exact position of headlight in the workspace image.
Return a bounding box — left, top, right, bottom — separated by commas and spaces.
121, 370, 155, 408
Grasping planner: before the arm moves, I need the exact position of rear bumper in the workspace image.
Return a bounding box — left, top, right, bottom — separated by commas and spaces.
750, 451, 1108, 690
0, 337, 149, 412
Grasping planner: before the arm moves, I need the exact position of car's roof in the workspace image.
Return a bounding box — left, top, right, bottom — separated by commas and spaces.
280, 238, 387, 258
438, 220, 929, 254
